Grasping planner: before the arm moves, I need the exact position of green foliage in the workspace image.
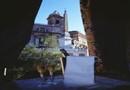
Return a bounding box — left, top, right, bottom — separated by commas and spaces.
12, 45, 64, 79
7, 59, 36, 79
41, 35, 58, 48
16, 33, 65, 79
8, 66, 24, 79
34, 51, 64, 66
19, 45, 39, 60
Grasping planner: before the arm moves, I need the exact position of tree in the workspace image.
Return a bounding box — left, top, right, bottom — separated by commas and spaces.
19, 45, 39, 60
41, 35, 58, 49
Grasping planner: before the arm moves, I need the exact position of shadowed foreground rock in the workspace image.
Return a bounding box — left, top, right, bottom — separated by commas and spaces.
0, 0, 42, 66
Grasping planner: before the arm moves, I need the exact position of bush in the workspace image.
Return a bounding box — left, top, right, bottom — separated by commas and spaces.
7, 60, 36, 79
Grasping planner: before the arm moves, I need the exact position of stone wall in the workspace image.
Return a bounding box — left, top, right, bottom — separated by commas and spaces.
80, 0, 130, 75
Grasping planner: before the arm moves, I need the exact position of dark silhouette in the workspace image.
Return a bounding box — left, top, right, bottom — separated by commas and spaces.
81, 0, 130, 78
0, 0, 130, 89
60, 49, 70, 57
0, 0, 42, 89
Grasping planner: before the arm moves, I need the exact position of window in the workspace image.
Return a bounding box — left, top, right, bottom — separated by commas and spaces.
55, 20, 60, 24
40, 27, 45, 31
36, 28, 39, 31
46, 29, 48, 32
48, 21, 52, 25
79, 53, 85, 56
69, 53, 73, 56
39, 38, 42, 44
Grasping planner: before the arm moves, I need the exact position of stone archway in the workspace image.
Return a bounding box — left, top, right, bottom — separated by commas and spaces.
80, 0, 103, 73
80, 0, 130, 76
0, 0, 130, 78
0, 0, 42, 68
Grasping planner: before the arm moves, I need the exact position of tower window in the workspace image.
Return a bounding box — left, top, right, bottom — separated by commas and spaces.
55, 20, 60, 24
48, 21, 52, 25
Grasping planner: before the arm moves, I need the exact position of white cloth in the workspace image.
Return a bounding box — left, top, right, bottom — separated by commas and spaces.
63, 56, 95, 87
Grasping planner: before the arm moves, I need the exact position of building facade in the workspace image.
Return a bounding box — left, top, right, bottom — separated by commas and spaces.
69, 31, 88, 49
29, 11, 88, 56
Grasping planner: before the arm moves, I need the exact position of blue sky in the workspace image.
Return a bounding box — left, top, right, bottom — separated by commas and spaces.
35, 0, 85, 34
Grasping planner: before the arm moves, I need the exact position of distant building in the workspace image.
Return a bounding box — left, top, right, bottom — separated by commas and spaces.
29, 11, 88, 56
69, 31, 87, 49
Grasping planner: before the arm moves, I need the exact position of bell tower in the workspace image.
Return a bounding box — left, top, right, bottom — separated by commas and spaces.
47, 11, 63, 27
